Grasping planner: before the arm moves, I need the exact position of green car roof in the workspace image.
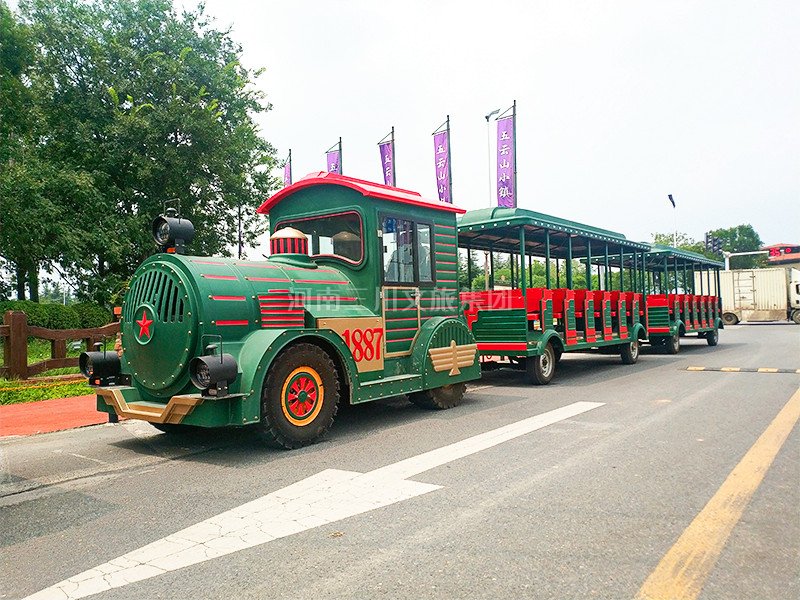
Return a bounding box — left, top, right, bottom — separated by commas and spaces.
645, 244, 724, 268
458, 207, 651, 256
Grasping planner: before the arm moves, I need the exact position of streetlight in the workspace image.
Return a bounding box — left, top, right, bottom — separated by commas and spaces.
484, 108, 500, 290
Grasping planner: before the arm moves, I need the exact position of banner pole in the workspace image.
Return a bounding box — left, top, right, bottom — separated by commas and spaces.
288, 149, 292, 183
338, 137, 342, 174
391, 126, 395, 185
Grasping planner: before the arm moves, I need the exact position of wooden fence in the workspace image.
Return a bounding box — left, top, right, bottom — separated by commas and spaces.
0, 310, 120, 380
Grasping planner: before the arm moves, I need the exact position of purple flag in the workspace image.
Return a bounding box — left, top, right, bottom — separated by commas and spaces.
496, 115, 515, 208
326, 149, 341, 174
379, 141, 395, 186
433, 130, 451, 203
283, 156, 292, 187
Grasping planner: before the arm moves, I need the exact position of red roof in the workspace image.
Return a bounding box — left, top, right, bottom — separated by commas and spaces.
257, 172, 466, 215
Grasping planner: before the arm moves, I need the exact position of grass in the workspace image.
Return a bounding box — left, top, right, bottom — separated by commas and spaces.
0, 378, 93, 405
0, 338, 92, 405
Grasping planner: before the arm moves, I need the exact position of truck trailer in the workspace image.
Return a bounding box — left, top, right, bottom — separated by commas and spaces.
716, 268, 800, 325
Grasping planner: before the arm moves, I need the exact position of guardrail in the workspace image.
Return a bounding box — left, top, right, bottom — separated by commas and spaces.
1, 310, 120, 380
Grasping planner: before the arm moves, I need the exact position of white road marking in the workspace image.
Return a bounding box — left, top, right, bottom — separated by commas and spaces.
68, 453, 108, 465
24, 401, 603, 600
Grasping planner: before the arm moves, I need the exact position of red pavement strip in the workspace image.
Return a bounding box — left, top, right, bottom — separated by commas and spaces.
0, 394, 115, 437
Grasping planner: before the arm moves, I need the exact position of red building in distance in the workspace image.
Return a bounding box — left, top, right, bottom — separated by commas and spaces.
763, 243, 800, 268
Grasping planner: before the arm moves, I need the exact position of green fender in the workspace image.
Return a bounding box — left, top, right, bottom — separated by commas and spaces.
236, 329, 359, 425
671, 320, 683, 336
715, 317, 724, 330
631, 322, 647, 341
411, 317, 481, 388
536, 329, 565, 355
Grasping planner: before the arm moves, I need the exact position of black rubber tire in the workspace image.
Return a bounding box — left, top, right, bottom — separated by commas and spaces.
722, 312, 739, 326
706, 327, 719, 346
665, 331, 680, 355
792, 310, 800, 325
620, 339, 640, 365
259, 343, 339, 450
526, 342, 556, 385
554, 347, 563, 364
408, 383, 467, 410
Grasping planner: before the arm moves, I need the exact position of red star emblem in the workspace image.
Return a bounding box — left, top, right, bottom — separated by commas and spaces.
136, 310, 153, 339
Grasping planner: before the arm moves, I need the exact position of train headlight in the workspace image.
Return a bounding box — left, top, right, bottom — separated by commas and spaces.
79, 345, 121, 386
152, 208, 195, 254
189, 353, 238, 397
154, 220, 172, 246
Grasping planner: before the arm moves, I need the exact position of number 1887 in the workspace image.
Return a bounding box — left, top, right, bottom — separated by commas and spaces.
342, 328, 383, 362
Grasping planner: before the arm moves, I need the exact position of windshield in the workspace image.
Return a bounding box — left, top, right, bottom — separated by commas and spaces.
277, 211, 363, 264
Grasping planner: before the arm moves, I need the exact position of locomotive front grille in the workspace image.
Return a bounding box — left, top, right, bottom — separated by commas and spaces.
122, 262, 198, 397
124, 269, 186, 324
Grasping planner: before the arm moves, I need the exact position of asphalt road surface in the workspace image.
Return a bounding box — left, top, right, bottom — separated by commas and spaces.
2, 323, 798, 600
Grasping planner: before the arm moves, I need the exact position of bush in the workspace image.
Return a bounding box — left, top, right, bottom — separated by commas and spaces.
0, 300, 87, 329
0, 300, 50, 327
41, 303, 81, 329
71, 302, 113, 329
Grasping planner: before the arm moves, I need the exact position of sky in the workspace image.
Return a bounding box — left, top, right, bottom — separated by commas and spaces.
179, 0, 798, 248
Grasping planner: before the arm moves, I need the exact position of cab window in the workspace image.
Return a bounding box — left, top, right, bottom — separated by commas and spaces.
417, 224, 432, 282
381, 217, 435, 285
277, 211, 362, 264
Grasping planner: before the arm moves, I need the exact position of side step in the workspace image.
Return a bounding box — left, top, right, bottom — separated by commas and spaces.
356, 374, 422, 404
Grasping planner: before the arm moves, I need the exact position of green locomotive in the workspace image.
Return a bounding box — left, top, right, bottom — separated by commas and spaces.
81, 173, 480, 448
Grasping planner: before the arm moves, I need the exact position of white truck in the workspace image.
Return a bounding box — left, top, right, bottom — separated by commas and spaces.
719, 268, 800, 325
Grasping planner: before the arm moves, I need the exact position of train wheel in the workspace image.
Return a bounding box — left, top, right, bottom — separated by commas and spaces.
526, 342, 556, 385
620, 339, 640, 364
259, 343, 339, 450
408, 383, 466, 410
665, 331, 681, 355
706, 327, 719, 346
722, 312, 739, 325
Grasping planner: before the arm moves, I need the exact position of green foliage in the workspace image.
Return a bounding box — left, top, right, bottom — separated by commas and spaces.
652, 225, 766, 268
651, 232, 711, 258
71, 302, 112, 328
1, 0, 278, 304
0, 300, 50, 327
0, 299, 80, 329
40, 302, 81, 329
0, 299, 111, 329
710, 224, 765, 269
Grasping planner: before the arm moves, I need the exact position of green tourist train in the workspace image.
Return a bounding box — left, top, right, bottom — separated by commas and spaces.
80, 173, 723, 447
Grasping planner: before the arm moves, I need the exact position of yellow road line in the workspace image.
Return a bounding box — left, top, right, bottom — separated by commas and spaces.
720, 367, 740, 372
686, 366, 706, 371
758, 368, 779, 373
636, 387, 800, 600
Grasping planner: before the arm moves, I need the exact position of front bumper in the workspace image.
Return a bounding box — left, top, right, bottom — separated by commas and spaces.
96, 386, 205, 425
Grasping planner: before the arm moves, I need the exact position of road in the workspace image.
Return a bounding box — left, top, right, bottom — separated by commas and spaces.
2, 323, 798, 600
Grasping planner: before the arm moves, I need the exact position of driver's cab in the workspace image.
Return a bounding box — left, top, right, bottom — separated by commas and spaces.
258, 172, 464, 356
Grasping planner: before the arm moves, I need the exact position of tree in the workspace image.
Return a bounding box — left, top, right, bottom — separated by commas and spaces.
0, 0, 49, 300
1, 0, 278, 304
651, 232, 710, 258
710, 224, 765, 269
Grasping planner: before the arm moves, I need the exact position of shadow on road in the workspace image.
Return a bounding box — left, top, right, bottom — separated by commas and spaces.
104, 338, 744, 462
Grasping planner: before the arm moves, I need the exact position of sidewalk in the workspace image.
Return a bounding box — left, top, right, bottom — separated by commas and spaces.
0, 395, 111, 437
